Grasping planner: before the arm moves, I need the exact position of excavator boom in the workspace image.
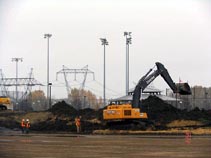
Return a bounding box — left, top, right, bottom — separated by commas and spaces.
132, 62, 191, 108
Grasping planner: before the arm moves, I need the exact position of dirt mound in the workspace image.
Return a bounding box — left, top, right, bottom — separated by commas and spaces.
49, 101, 78, 117
78, 108, 96, 119
49, 100, 105, 120
31, 117, 71, 131
44, 101, 104, 132
184, 108, 211, 122
78, 108, 104, 121
141, 96, 211, 127
142, 96, 179, 123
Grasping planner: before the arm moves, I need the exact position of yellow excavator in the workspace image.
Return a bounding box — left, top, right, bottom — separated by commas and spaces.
103, 62, 191, 122
0, 96, 12, 110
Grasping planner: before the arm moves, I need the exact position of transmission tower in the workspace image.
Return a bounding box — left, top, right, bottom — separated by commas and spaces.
0, 68, 43, 109
56, 65, 95, 97
0, 69, 8, 96
1, 77, 42, 87
81, 65, 89, 90
21, 68, 35, 100
57, 65, 72, 96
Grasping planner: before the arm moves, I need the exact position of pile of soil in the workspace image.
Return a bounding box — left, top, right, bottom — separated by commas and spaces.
48, 101, 103, 120
182, 108, 211, 122
78, 108, 104, 121
141, 96, 180, 125
141, 96, 211, 127
49, 101, 78, 118
43, 101, 104, 132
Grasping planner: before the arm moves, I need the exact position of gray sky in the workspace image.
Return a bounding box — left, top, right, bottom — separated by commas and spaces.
0, 0, 211, 99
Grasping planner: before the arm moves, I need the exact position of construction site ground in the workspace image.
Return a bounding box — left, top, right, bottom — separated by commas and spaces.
0, 130, 211, 158
1, 96, 211, 134
0, 96, 211, 157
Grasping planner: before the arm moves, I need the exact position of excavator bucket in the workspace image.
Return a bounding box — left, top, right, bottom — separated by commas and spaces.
176, 83, 191, 95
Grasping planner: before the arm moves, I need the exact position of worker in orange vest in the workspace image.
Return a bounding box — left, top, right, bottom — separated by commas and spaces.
75, 116, 81, 133
25, 119, 30, 134
21, 119, 26, 133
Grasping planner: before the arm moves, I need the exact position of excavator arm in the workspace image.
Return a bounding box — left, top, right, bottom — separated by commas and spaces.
132, 62, 191, 108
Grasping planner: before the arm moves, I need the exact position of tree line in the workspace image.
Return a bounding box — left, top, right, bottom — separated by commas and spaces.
20, 88, 103, 111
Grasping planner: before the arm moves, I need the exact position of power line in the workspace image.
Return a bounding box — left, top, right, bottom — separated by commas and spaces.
94, 80, 123, 96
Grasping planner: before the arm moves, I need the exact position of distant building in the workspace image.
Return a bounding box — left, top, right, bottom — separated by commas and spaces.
110, 84, 180, 107
167, 86, 211, 110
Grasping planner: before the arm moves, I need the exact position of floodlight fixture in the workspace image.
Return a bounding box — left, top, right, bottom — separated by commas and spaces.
44, 33, 52, 38
100, 38, 109, 45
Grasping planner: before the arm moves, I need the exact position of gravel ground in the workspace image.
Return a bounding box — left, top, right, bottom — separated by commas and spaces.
0, 133, 210, 158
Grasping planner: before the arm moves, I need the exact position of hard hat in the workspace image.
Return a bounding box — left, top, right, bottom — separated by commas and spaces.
26, 119, 29, 122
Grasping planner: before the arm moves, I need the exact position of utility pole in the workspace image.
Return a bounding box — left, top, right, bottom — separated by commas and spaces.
49, 82, 52, 109
12, 57, 23, 107
44, 33, 52, 109
124, 32, 132, 95
100, 38, 108, 107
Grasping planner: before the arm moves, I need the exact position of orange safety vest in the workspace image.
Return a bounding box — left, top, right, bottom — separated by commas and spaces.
21, 121, 25, 127
26, 122, 30, 128
75, 118, 81, 127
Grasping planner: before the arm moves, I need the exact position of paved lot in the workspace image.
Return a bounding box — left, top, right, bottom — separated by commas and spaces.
0, 133, 210, 158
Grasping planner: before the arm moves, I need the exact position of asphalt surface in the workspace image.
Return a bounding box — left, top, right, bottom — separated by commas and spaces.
0, 130, 211, 158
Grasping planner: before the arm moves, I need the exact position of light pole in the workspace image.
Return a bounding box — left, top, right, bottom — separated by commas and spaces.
44, 33, 52, 109
49, 83, 52, 109
84, 96, 86, 108
124, 32, 132, 95
12, 57, 23, 109
100, 38, 108, 107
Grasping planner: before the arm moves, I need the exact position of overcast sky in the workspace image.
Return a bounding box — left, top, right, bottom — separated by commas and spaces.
0, 0, 211, 99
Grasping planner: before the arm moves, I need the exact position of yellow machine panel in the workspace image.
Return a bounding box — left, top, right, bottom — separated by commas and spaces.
103, 104, 148, 120
0, 96, 13, 110
0, 97, 10, 104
